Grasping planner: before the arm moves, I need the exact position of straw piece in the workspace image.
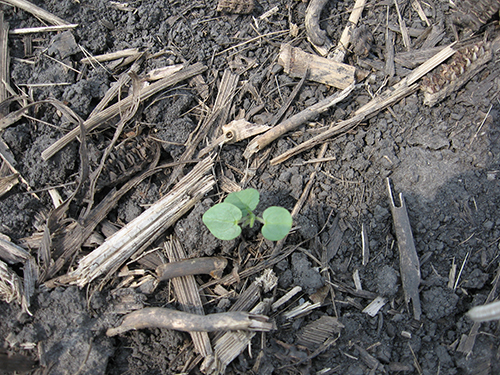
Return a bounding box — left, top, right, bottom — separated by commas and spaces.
41, 62, 207, 160
2, 0, 71, 26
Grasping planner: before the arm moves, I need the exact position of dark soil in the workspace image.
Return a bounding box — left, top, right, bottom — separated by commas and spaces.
1, 0, 500, 374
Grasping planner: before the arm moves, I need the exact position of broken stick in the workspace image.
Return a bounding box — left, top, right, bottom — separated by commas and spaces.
106, 308, 274, 336
243, 82, 355, 159
156, 257, 227, 281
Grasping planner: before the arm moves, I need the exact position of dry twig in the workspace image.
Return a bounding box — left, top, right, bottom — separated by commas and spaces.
106, 308, 273, 336
243, 82, 355, 159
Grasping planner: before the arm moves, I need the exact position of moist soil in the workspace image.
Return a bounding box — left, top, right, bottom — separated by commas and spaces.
1, 0, 500, 374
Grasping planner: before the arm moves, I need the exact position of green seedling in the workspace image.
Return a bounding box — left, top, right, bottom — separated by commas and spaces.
203, 188, 292, 241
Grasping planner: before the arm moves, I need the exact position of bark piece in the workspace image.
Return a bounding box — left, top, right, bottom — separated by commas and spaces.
278, 44, 356, 89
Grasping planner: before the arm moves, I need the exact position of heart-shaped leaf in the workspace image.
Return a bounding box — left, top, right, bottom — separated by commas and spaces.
261, 206, 292, 241
202, 202, 242, 240
224, 188, 260, 216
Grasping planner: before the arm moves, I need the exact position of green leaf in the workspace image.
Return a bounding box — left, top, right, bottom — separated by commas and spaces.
261, 206, 292, 241
224, 188, 260, 216
202, 203, 242, 240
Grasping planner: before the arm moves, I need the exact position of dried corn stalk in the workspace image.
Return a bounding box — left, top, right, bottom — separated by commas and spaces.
206, 300, 272, 375
163, 237, 215, 368
50, 155, 215, 287
0, 236, 37, 314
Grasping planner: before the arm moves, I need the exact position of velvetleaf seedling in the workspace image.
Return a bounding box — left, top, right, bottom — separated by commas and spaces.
202, 188, 292, 241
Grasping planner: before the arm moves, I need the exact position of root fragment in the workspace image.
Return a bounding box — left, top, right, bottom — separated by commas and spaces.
106, 308, 274, 336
